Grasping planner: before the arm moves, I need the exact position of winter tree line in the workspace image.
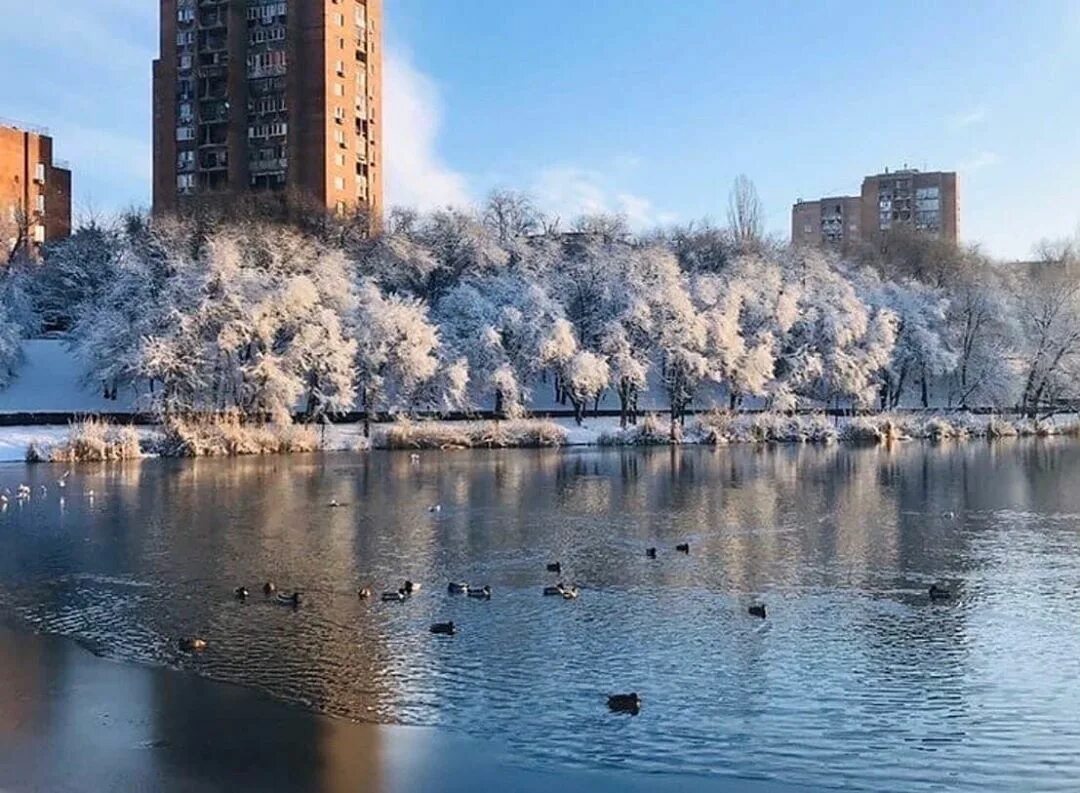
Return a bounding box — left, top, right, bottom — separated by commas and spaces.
1, 184, 1079, 432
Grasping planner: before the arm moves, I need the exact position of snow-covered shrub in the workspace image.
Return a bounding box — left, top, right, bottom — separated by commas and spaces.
924, 417, 957, 442
28, 419, 143, 463
155, 413, 319, 457
380, 420, 472, 450
469, 420, 567, 448
379, 419, 566, 449
599, 413, 677, 446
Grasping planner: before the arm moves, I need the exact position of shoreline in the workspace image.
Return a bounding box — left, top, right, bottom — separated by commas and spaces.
0, 624, 808, 793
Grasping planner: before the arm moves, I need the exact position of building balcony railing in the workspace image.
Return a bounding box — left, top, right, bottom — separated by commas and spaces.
249, 157, 288, 173
247, 64, 287, 78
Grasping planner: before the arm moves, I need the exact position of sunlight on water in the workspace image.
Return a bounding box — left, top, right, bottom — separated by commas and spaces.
2, 441, 1080, 791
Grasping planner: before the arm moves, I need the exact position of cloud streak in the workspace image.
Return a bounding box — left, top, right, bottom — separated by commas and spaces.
946, 107, 988, 131
531, 165, 672, 229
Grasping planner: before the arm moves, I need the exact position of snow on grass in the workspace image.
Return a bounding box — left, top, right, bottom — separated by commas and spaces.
0, 339, 133, 414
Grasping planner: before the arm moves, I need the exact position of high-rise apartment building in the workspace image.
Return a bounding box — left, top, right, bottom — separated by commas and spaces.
152, 0, 383, 222
0, 121, 72, 258
792, 168, 958, 249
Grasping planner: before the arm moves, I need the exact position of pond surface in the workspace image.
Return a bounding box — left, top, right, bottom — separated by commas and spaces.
2, 442, 1080, 791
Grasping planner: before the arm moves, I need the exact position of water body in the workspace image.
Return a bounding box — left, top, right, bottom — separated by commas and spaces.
1, 442, 1079, 792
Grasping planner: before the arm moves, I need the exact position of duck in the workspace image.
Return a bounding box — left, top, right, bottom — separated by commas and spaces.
403, 580, 421, 595
263, 581, 277, 595
561, 586, 581, 600
748, 603, 767, 619
429, 621, 456, 636
38, 485, 47, 497
547, 561, 562, 574
382, 590, 406, 602
358, 587, 373, 599
328, 499, 347, 508
234, 586, 249, 600
447, 582, 469, 595
428, 504, 442, 513
410, 454, 421, 464
607, 693, 641, 714
0, 495, 7, 506
467, 585, 492, 600
178, 637, 208, 653
543, 584, 566, 597
646, 547, 657, 559
675, 543, 690, 554
929, 584, 952, 601
276, 592, 302, 606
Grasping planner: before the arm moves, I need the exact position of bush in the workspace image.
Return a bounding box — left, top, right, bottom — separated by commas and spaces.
379, 419, 567, 450
600, 413, 678, 446
27, 418, 143, 463
155, 412, 320, 457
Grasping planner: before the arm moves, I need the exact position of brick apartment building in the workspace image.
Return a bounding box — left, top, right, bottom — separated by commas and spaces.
152, 0, 383, 223
793, 168, 958, 250
0, 121, 72, 258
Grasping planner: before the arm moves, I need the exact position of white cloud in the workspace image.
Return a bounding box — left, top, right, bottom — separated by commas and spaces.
531, 165, 670, 229
960, 150, 1000, 173
947, 107, 988, 131
384, 49, 472, 211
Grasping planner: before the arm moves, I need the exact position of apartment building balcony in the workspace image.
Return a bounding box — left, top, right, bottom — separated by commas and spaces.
249, 157, 288, 174
247, 64, 287, 78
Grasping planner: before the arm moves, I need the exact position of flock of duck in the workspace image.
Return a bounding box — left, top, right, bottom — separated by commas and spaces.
174, 539, 801, 715
3, 476, 957, 716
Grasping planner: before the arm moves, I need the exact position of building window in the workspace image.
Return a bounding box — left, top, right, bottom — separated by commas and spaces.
176, 126, 195, 141
177, 174, 195, 190
334, 176, 346, 190
35, 194, 45, 214
34, 163, 46, 183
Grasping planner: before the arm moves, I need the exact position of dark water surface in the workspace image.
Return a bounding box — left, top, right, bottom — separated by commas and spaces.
2, 442, 1080, 791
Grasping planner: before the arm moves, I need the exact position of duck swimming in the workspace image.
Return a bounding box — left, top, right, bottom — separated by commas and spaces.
263, 582, 277, 595
276, 592, 302, 606
447, 582, 469, 595
675, 543, 690, 554
561, 586, 580, 600
646, 547, 657, 559
547, 562, 562, 574
748, 604, 767, 619
607, 693, 641, 714
467, 585, 492, 600
430, 622, 456, 636
929, 584, 952, 601
234, 586, 249, 600
382, 590, 406, 602
543, 584, 566, 597
358, 587, 373, 599
178, 637, 208, 653
403, 580, 421, 595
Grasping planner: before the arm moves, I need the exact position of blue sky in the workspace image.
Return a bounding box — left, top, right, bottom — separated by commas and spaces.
0, 0, 1077, 259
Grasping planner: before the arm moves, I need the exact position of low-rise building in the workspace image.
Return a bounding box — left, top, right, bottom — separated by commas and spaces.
793, 168, 958, 250
0, 120, 71, 259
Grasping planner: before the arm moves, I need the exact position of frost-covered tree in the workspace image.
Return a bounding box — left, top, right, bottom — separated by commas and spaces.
946, 274, 1016, 408
34, 223, 122, 330
861, 275, 956, 409
772, 251, 897, 411
353, 281, 442, 435
1012, 261, 1080, 417
437, 272, 562, 416
0, 299, 23, 389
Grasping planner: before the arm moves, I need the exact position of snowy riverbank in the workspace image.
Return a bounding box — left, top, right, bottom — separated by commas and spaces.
3, 411, 1079, 465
